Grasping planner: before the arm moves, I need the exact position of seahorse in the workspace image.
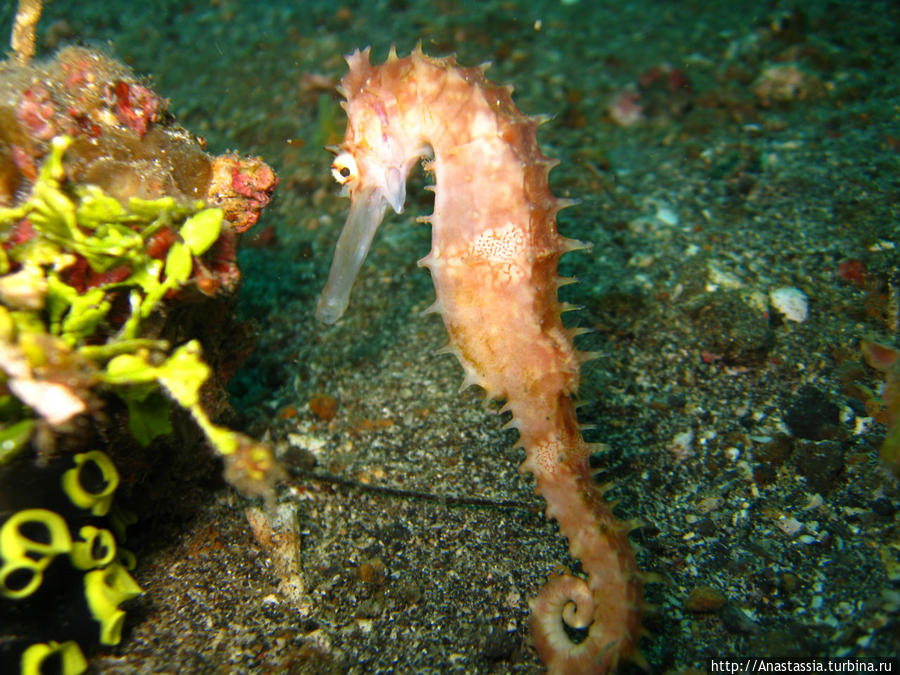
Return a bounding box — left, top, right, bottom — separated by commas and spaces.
315, 45, 646, 674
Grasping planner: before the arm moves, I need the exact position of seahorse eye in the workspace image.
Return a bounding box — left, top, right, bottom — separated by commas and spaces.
331, 152, 358, 186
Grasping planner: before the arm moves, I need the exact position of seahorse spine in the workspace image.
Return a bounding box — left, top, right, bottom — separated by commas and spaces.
316, 45, 646, 674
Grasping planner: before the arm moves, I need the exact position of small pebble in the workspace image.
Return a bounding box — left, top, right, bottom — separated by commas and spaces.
358, 558, 385, 585
775, 515, 804, 537
769, 287, 808, 323
720, 604, 759, 634
309, 394, 338, 421
781, 572, 799, 594
685, 586, 727, 612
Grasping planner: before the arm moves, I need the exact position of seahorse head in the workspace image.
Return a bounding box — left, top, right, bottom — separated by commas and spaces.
314, 143, 391, 324
316, 48, 427, 324
316, 136, 411, 324
330, 99, 430, 212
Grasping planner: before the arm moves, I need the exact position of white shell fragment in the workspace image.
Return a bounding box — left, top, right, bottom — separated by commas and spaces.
769, 286, 808, 323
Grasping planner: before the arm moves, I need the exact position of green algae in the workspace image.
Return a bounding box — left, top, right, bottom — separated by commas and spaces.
0, 135, 275, 472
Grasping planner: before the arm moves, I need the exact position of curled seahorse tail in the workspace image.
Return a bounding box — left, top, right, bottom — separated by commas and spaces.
517, 395, 644, 674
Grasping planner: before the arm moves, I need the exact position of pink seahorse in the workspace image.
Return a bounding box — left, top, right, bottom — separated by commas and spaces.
316, 45, 646, 674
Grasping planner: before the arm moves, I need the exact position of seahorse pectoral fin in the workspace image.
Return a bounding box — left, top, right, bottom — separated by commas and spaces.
315, 186, 389, 324
384, 166, 406, 213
